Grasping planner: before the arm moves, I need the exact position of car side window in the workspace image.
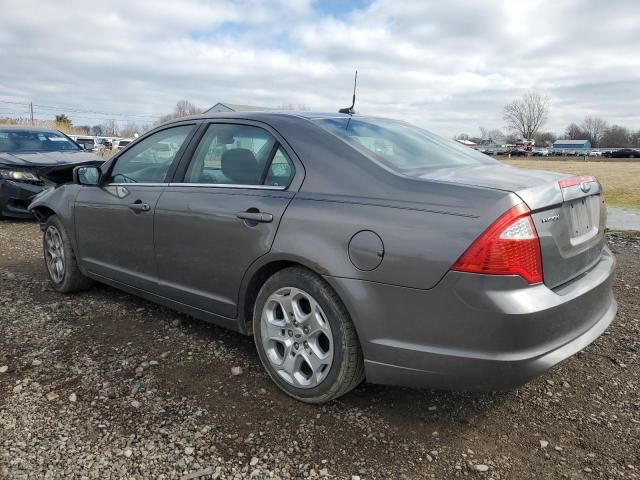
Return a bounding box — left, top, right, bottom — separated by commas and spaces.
106, 125, 193, 183
264, 147, 295, 187
184, 124, 293, 187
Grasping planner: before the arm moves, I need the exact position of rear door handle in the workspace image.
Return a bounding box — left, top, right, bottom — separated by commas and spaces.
237, 211, 273, 223
128, 201, 150, 213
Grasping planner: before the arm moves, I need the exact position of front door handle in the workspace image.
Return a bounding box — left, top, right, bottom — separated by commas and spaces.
237, 211, 273, 223
128, 201, 150, 213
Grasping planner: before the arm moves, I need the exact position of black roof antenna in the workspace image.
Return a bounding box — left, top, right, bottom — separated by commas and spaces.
339, 70, 358, 114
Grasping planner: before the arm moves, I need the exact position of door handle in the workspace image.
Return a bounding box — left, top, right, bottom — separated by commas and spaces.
237, 211, 273, 223
128, 201, 151, 213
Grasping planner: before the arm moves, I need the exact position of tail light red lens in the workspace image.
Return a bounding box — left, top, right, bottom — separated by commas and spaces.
451, 203, 543, 284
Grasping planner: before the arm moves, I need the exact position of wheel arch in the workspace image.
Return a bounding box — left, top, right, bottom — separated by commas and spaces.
237, 254, 352, 336
31, 205, 57, 224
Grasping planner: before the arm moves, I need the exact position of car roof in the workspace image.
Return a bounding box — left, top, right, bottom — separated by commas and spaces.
161, 111, 385, 127
0, 124, 63, 134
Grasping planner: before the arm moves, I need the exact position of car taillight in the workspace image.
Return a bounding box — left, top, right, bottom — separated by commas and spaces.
451, 203, 543, 284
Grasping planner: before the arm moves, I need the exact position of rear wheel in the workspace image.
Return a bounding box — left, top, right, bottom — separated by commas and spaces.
43, 215, 92, 293
253, 267, 364, 403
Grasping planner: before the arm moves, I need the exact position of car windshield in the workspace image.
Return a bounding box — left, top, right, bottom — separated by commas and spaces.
314, 117, 498, 172
0, 129, 80, 153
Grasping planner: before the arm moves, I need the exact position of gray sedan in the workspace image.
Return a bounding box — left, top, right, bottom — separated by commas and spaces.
29, 112, 616, 403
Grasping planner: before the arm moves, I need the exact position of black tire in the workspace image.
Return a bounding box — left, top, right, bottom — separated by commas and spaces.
43, 215, 92, 293
253, 267, 365, 404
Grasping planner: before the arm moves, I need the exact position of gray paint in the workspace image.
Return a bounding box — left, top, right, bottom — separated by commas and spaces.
29, 112, 617, 391
348, 230, 384, 271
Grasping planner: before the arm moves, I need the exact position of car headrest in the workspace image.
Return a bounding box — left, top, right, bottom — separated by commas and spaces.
221, 148, 260, 184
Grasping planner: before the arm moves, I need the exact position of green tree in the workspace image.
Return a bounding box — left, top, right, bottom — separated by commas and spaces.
55, 114, 72, 129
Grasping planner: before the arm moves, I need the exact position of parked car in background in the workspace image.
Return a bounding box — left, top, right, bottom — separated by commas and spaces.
74, 136, 103, 153
116, 139, 133, 151
0, 126, 101, 218
99, 138, 113, 149
508, 148, 527, 156
589, 150, 603, 157
477, 148, 495, 156
29, 112, 617, 403
533, 148, 550, 157
609, 148, 640, 158
140, 141, 175, 162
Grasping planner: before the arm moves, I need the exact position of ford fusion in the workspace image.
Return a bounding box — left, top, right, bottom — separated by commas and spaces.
29, 113, 616, 403
0, 126, 101, 218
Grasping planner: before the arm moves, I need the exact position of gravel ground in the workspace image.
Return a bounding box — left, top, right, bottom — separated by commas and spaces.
1, 220, 639, 480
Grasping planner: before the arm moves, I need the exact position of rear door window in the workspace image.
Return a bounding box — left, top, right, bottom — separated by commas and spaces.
184, 123, 295, 187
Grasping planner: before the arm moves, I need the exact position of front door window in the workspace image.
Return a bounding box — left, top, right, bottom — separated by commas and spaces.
107, 125, 194, 183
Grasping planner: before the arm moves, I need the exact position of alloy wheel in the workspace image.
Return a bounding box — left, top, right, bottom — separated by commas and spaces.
260, 287, 334, 389
44, 225, 65, 283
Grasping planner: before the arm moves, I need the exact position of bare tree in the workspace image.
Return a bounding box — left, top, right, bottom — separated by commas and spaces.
479, 126, 489, 142
581, 116, 608, 147
534, 131, 556, 147
564, 122, 585, 140
488, 128, 506, 145
102, 119, 118, 137
601, 125, 631, 148
120, 122, 139, 138
503, 91, 549, 140
158, 100, 202, 123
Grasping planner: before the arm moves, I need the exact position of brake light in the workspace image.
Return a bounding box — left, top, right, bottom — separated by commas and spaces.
558, 175, 596, 189
451, 203, 543, 284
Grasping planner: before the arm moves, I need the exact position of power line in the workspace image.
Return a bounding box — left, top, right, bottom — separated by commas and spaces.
0, 99, 166, 121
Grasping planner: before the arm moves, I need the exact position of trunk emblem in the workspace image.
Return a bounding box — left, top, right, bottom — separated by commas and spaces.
541, 214, 560, 224
580, 182, 591, 193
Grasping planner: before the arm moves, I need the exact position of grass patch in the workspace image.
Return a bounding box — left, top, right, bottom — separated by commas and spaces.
503, 159, 640, 209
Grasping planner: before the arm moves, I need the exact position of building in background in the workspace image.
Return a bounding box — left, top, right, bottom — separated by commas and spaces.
204, 103, 271, 114
553, 139, 592, 150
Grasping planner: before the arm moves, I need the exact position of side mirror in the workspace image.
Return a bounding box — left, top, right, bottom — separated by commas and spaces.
73, 166, 101, 185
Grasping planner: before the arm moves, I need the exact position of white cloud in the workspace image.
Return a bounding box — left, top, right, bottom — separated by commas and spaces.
0, 0, 638, 136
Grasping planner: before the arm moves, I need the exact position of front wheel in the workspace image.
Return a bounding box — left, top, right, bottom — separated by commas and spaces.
253, 267, 364, 403
43, 215, 92, 293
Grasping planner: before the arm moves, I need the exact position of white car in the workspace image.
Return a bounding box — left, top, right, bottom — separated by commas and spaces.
589, 151, 602, 157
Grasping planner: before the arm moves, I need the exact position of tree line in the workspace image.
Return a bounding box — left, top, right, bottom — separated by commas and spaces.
49, 100, 203, 138
456, 91, 640, 148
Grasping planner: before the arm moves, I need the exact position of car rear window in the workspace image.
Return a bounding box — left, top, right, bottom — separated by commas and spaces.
314, 117, 498, 172
0, 129, 80, 153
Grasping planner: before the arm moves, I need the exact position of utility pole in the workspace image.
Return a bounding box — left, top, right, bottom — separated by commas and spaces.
29, 102, 34, 125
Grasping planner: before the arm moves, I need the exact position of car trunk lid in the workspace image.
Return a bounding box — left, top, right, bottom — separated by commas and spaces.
410, 164, 606, 288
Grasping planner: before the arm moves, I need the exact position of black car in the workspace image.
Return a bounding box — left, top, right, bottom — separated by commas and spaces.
508, 148, 528, 157
0, 126, 101, 218
608, 148, 640, 158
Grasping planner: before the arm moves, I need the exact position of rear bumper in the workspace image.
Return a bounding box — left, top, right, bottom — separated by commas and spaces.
0, 179, 43, 218
327, 247, 617, 390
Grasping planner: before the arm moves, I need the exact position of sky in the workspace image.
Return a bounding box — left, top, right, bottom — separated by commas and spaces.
0, 0, 638, 137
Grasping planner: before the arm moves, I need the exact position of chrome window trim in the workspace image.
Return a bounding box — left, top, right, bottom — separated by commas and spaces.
103, 182, 169, 187
167, 182, 287, 191
101, 182, 287, 191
